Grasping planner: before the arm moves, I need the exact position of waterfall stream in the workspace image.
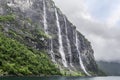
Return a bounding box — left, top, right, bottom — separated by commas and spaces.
75, 32, 91, 76
50, 39, 56, 63
43, 0, 56, 63
64, 16, 74, 67
43, 0, 48, 34
55, 8, 68, 67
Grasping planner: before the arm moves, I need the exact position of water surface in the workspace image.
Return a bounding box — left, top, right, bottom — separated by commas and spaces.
0, 76, 120, 80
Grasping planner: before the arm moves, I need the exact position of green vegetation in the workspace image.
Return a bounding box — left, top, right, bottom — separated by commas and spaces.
60, 69, 85, 76
0, 25, 3, 31
0, 15, 15, 22
0, 32, 60, 76
33, 29, 50, 39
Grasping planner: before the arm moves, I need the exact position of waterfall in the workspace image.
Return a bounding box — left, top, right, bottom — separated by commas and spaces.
43, 0, 48, 34
75, 32, 91, 76
50, 38, 56, 63
55, 8, 68, 67
43, 0, 56, 63
64, 16, 74, 67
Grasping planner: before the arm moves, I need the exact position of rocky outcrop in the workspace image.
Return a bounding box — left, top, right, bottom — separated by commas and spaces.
0, 0, 100, 76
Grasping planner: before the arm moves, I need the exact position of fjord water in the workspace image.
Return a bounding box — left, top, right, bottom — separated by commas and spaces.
0, 76, 120, 80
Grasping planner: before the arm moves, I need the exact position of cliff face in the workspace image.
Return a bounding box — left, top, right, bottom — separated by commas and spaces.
0, 0, 99, 76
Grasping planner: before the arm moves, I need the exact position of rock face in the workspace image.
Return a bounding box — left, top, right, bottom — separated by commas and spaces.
0, 0, 100, 76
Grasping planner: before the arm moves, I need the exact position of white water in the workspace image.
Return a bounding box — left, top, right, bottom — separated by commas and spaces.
55, 8, 68, 67
75, 32, 91, 76
43, 0, 56, 63
43, 0, 48, 34
50, 39, 56, 63
64, 16, 74, 67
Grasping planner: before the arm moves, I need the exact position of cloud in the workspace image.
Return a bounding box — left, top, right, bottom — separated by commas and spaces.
107, 5, 120, 27
53, 0, 92, 21
53, 0, 120, 62
85, 0, 120, 24
74, 17, 120, 62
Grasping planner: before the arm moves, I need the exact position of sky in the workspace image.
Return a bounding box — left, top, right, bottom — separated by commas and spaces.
53, 0, 120, 62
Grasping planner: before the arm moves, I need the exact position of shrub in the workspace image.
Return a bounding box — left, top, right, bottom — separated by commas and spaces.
0, 15, 15, 22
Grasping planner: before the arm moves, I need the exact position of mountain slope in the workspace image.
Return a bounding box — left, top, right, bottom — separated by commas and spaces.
0, 0, 101, 76
0, 15, 60, 76
97, 61, 120, 76
0, 33, 60, 76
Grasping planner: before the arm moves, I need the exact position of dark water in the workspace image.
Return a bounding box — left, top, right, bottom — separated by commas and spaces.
0, 76, 120, 80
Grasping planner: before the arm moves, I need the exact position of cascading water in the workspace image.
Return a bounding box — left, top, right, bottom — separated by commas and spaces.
75, 31, 91, 76
55, 8, 68, 67
43, 0, 48, 34
64, 16, 74, 67
50, 38, 56, 63
43, 0, 56, 63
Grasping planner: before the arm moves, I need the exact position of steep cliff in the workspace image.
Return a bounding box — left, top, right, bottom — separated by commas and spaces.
0, 0, 100, 76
